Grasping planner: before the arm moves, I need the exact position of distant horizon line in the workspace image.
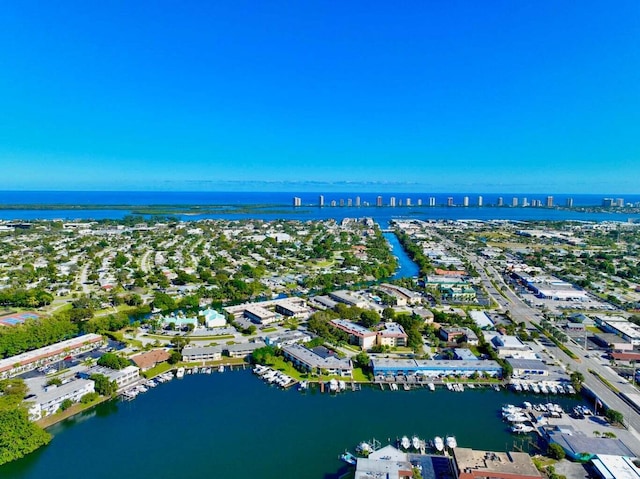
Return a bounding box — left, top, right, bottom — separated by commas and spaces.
0, 189, 638, 197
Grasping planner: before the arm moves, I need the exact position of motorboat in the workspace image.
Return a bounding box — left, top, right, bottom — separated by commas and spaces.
433, 436, 444, 452
445, 436, 457, 449
511, 424, 535, 434
340, 451, 357, 465
412, 436, 421, 450
176, 367, 185, 378
401, 436, 411, 449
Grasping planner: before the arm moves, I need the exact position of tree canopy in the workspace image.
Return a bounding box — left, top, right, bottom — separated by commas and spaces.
96, 352, 130, 370
0, 379, 52, 466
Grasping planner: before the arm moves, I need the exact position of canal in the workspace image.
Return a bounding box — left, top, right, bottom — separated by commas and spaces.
383, 231, 420, 280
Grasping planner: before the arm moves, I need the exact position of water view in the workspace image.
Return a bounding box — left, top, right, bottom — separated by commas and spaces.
0, 371, 587, 479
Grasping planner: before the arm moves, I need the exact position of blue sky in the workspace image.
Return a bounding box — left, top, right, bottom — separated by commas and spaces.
0, 1, 638, 193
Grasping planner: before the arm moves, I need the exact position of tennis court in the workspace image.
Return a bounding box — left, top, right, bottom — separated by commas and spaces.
0, 312, 40, 326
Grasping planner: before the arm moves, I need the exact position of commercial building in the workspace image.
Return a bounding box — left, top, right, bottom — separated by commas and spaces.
592, 454, 640, 479
282, 344, 353, 377
376, 196, 383, 207
453, 448, 541, 479
0, 333, 103, 379
354, 445, 413, 479
506, 358, 549, 377
371, 358, 502, 378
546, 425, 637, 461
594, 316, 640, 346
28, 378, 95, 419
489, 334, 531, 358
546, 196, 554, 208
468, 310, 494, 329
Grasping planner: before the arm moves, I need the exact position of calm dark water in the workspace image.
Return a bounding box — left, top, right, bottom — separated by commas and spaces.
0, 191, 638, 222
1, 371, 586, 479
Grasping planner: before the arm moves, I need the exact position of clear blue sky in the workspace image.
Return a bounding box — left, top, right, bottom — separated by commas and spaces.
0, 1, 638, 193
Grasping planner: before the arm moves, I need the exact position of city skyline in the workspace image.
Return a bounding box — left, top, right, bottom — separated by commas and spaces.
0, 1, 638, 193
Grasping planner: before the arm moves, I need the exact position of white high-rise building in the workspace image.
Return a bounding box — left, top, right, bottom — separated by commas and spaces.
429, 197, 436, 207
463, 196, 469, 207
477, 196, 483, 207
318, 195, 324, 207
389, 197, 396, 207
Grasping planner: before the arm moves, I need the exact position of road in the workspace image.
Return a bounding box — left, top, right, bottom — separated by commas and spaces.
435, 232, 640, 436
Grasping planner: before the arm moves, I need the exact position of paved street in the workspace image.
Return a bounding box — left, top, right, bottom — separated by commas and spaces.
436, 233, 640, 437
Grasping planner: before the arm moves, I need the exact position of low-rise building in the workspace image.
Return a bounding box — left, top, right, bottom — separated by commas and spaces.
275, 300, 309, 319
331, 319, 378, 349
371, 358, 502, 378
244, 305, 278, 325
453, 447, 541, 479
489, 334, 530, 358
439, 327, 478, 345
592, 454, 640, 479
182, 345, 223, 362
263, 331, 312, 348
225, 341, 266, 359
81, 365, 140, 389
282, 344, 353, 377
0, 333, 103, 379
595, 316, 640, 346
131, 349, 171, 371
28, 378, 95, 419
329, 290, 368, 308
377, 322, 408, 347
354, 445, 413, 479
378, 283, 423, 306
506, 358, 549, 377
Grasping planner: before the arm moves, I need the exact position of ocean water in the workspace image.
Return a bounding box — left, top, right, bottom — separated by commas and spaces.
0, 191, 639, 222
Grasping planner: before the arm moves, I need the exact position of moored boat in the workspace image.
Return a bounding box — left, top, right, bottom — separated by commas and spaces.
433, 436, 444, 452
400, 436, 411, 449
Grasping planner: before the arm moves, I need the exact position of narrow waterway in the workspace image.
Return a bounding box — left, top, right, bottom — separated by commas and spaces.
382, 231, 420, 280
0, 371, 586, 479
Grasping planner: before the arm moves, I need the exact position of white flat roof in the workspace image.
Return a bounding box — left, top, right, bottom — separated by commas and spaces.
0, 334, 103, 372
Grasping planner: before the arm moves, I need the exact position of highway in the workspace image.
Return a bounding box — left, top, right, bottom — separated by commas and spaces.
435, 232, 640, 436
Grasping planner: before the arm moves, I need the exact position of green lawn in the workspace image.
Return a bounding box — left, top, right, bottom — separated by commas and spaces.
262, 327, 277, 333
142, 362, 172, 378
